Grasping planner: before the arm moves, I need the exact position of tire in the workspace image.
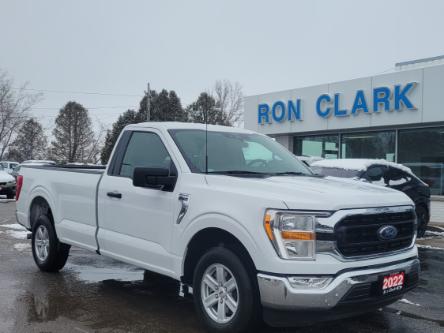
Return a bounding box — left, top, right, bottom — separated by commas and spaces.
31, 215, 71, 272
193, 246, 260, 333
416, 205, 429, 238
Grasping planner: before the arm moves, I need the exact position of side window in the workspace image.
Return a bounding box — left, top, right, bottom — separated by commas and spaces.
119, 132, 172, 179
385, 167, 411, 186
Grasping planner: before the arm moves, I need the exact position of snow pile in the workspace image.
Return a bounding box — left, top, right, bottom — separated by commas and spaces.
311, 158, 413, 174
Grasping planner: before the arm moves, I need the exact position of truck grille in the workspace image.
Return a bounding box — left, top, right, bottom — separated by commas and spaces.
335, 210, 415, 257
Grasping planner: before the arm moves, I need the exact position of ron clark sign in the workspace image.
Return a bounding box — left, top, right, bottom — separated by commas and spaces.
257, 82, 417, 124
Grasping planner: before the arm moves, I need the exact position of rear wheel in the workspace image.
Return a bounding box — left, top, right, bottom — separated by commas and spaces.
193, 247, 260, 333
32, 215, 70, 272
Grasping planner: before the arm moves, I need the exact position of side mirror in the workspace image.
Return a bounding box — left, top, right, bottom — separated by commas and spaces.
366, 167, 384, 181
133, 167, 177, 192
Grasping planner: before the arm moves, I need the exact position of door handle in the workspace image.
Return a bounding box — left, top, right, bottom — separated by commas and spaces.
107, 191, 122, 199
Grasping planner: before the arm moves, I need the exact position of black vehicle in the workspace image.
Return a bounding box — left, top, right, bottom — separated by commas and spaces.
311, 159, 431, 237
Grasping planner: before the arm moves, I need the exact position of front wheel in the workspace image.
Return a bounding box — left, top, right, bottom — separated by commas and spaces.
32, 215, 71, 272
193, 247, 260, 333
416, 206, 429, 238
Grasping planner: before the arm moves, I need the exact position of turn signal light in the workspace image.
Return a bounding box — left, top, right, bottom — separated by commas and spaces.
264, 213, 274, 240
281, 231, 315, 241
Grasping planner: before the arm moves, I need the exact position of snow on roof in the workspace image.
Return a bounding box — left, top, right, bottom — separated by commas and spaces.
311, 158, 413, 174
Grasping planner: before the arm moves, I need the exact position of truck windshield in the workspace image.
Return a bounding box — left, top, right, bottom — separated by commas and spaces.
169, 129, 313, 176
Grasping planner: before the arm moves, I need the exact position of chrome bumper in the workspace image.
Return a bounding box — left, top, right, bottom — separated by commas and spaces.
257, 258, 420, 310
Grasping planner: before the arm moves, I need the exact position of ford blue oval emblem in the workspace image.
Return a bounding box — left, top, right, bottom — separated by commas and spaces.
377, 225, 398, 240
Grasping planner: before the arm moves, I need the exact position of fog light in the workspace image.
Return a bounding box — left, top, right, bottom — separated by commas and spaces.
288, 276, 333, 289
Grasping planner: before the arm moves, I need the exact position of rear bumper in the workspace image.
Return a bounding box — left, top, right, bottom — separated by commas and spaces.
258, 258, 419, 326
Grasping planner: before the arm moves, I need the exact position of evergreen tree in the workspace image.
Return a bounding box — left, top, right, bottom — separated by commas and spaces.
100, 109, 142, 164
50, 101, 94, 163
100, 88, 187, 164
187, 92, 228, 125
7, 118, 47, 162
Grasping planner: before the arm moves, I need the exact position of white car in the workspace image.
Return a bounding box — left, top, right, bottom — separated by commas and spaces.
16, 122, 419, 332
0, 166, 16, 199
0, 160, 19, 175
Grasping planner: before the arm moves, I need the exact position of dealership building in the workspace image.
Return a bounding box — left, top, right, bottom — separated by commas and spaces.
244, 56, 444, 197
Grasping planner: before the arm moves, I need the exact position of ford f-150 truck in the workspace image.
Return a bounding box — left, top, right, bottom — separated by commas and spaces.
16, 122, 419, 332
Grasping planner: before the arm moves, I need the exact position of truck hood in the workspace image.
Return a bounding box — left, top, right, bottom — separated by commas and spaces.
0, 171, 14, 182
205, 174, 412, 211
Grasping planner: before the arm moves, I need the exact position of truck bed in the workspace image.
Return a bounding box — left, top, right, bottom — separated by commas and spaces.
17, 164, 105, 251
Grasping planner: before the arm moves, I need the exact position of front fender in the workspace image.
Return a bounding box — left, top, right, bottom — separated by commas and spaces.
175, 213, 264, 276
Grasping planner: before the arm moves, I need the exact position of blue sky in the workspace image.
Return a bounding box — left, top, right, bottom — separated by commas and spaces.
1, 0, 443, 130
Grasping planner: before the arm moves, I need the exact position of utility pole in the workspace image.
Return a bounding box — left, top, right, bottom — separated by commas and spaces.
146, 82, 151, 121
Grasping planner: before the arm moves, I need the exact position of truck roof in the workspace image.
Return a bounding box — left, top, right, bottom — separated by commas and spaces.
125, 122, 255, 134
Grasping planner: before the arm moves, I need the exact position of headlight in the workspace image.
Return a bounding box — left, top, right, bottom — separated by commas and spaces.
264, 209, 331, 260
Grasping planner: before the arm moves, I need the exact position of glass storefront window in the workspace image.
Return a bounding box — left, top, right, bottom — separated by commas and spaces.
293, 135, 339, 158
341, 131, 395, 161
398, 127, 444, 195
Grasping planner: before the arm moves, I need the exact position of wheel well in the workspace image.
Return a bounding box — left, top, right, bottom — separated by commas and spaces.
29, 196, 54, 229
181, 228, 257, 286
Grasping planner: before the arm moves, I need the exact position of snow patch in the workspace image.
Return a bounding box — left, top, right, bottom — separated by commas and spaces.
417, 244, 444, 251
14, 243, 31, 251
5, 230, 28, 240
0, 223, 27, 231
399, 298, 421, 306
425, 230, 444, 237
311, 158, 413, 174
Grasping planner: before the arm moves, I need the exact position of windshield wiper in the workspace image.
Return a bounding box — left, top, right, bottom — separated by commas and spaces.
271, 171, 306, 176
206, 170, 270, 177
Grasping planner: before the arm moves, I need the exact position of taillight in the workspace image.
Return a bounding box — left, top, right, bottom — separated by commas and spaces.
16, 175, 23, 201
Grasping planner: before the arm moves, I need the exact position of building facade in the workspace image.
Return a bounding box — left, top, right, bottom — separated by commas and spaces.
244, 56, 444, 195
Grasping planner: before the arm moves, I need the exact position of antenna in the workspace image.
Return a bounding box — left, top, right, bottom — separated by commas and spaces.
205, 105, 208, 174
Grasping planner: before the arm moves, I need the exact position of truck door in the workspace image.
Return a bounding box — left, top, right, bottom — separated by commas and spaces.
97, 129, 179, 277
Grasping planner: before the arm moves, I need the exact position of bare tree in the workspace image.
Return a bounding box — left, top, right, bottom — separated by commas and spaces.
0, 70, 41, 159
86, 117, 107, 164
213, 80, 243, 126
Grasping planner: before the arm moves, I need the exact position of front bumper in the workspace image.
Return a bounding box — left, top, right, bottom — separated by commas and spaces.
0, 184, 15, 194
258, 258, 419, 324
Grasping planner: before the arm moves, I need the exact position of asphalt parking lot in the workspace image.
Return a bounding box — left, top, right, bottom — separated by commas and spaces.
1, 200, 444, 333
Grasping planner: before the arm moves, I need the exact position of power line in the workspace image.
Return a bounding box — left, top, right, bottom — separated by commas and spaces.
12, 87, 143, 97
31, 105, 137, 110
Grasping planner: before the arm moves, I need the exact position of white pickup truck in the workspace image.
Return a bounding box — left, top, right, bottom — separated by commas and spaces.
16, 122, 419, 332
